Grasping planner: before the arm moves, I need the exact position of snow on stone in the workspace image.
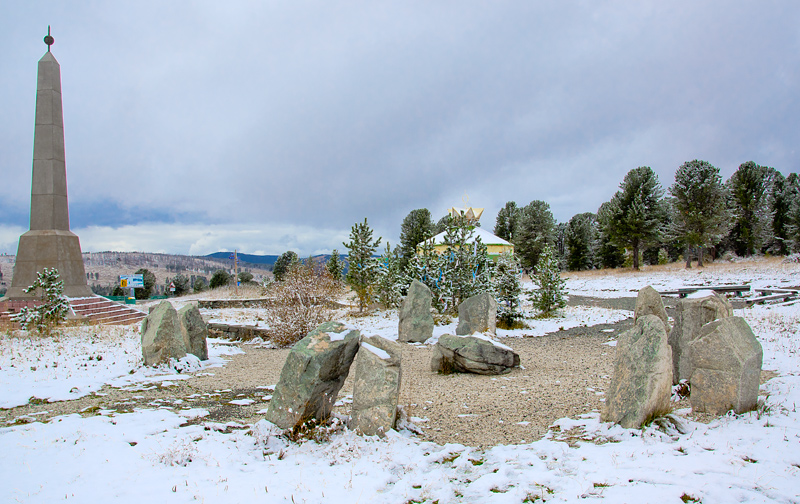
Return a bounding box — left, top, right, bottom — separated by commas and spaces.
361, 342, 390, 360
467, 332, 513, 351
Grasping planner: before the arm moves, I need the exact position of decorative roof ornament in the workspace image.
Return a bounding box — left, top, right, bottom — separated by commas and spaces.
44, 25, 54, 51
448, 191, 484, 223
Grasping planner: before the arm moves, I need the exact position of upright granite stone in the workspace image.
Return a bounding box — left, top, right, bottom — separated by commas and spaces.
455, 292, 497, 336
3, 34, 91, 300
634, 285, 669, 333
602, 315, 673, 428
669, 293, 733, 384
431, 333, 519, 375
398, 280, 434, 343
689, 316, 762, 415
141, 301, 187, 366
265, 321, 360, 430
178, 304, 209, 360
351, 335, 402, 437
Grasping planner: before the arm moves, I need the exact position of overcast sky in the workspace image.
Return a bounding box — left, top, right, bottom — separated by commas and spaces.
2, 2, 799, 257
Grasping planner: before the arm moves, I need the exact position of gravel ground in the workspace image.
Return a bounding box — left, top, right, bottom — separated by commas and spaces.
2, 297, 637, 448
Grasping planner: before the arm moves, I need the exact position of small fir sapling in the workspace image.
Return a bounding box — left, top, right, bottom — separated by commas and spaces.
343, 218, 382, 311
17, 267, 70, 333
528, 243, 567, 317
494, 251, 524, 329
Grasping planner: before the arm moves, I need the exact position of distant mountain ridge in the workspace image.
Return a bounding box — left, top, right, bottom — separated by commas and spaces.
204, 252, 335, 267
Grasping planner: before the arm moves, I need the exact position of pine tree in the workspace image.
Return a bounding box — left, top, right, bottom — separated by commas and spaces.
438, 215, 494, 313
344, 218, 382, 311
566, 212, 597, 271
494, 251, 523, 328
403, 234, 444, 310
494, 201, 518, 242
134, 268, 157, 299
513, 200, 556, 270
376, 242, 404, 309
669, 160, 729, 267
528, 243, 566, 317
725, 161, 772, 256
399, 208, 435, 270
326, 249, 344, 281
768, 169, 790, 255
603, 166, 667, 270
273, 251, 298, 281
595, 201, 625, 269
18, 267, 70, 333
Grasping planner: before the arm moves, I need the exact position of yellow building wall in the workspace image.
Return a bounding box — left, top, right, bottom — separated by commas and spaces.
431, 243, 514, 258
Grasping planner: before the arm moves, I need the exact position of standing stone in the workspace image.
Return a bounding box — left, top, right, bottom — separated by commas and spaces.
398, 280, 434, 343
351, 335, 402, 437
602, 315, 673, 428
668, 293, 733, 384
265, 321, 360, 430
3, 36, 91, 300
431, 333, 519, 375
689, 317, 762, 415
455, 292, 497, 336
141, 301, 187, 366
634, 285, 669, 333
178, 304, 209, 360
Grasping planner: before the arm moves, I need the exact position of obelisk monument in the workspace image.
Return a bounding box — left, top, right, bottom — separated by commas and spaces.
3, 28, 92, 299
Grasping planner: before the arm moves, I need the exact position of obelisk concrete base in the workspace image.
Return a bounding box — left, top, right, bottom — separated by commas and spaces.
3, 230, 92, 299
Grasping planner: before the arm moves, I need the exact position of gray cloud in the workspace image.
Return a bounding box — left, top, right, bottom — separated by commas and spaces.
1, 2, 799, 256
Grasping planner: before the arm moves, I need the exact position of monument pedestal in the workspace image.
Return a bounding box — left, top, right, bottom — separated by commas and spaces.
4, 230, 92, 299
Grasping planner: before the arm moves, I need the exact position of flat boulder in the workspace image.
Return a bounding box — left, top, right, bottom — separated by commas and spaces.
669, 293, 733, 384
351, 335, 402, 437
602, 314, 672, 429
265, 321, 360, 430
634, 285, 669, 333
431, 333, 519, 375
689, 316, 762, 415
456, 292, 497, 336
141, 301, 187, 366
178, 304, 209, 360
398, 280, 434, 343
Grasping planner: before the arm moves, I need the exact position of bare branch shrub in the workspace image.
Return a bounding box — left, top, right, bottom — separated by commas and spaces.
265, 259, 343, 347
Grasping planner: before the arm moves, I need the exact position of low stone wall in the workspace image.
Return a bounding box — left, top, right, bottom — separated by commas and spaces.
207, 321, 272, 341
197, 298, 275, 309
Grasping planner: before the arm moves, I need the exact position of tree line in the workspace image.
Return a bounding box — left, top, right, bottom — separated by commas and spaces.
494, 160, 797, 271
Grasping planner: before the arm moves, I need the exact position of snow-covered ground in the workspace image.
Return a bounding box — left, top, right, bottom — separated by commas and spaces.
1, 259, 799, 503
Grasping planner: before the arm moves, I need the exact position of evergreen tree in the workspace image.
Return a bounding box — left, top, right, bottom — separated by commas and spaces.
513, 200, 556, 270
768, 169, 791, 255
376, 242, 404, 309
669, 160, 729, 267
326, 249, 344, 281
344, 218, 382, 311
399, 208, 435, 270
404, 234, 444, 310
434, 215, 451, 235
273, 251, 298, 281
17, 267, 70, 332
595, 201, 626, 268
603, 166, 667, 270
725, 161, 772, 256
566, 212, 597, 271
193, 278, 207, 293
209, 269, 231, 289
494, 201, 518, 242
171, 273, 191, 296
494, 251, 523, 328
437, 215, 494, 313
134, 268, 157, 299
528, 243, 567, 317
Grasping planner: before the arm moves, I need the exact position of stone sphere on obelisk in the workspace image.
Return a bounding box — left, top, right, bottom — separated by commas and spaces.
2, 28, 92, 299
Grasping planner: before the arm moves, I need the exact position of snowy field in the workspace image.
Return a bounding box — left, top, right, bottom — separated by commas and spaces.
1, 259, 799, 503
